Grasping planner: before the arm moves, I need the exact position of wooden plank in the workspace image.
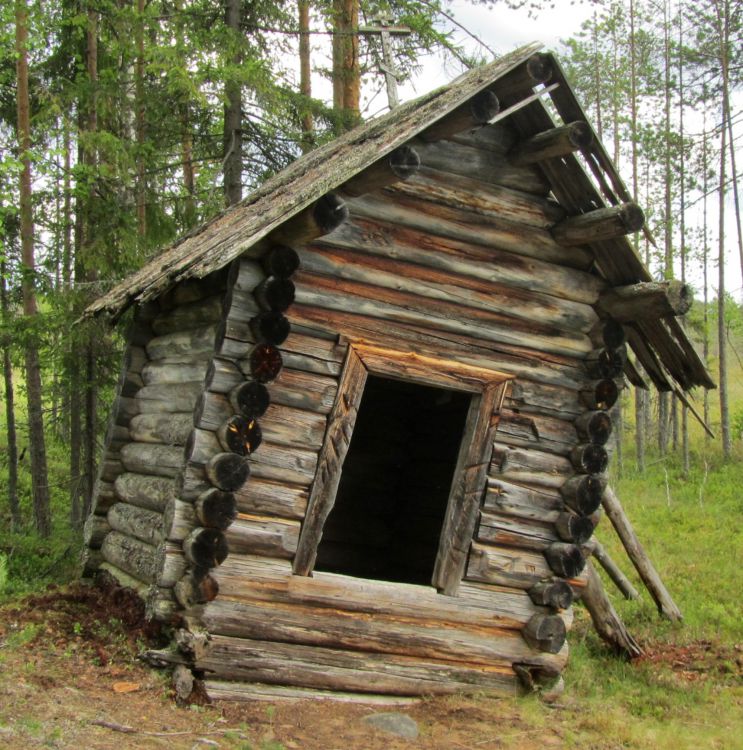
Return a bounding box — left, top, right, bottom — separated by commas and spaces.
293, 348, 368, 576
433, 383, 506, 594
322, 215, 604, 305
477, 510, 561, 552
233, 479, 309, 520
225, 514, 301, 558
214, 554, 546, 630
196, 635, 521, 696
299, 244, 597, 333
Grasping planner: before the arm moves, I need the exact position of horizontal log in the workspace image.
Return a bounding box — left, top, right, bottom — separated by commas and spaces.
599, 318, 627, 349
150, 295, 223, 337
269, 368, 338, 415
584, 346, 627, 379
484, 478, 563, 522
213, 555, 547, 631
598, 280, 693, 323
101, 530, 159, 584
579, 379, 620, 411
477, 511, 560, 552
128, 412, 194, 445
158, 270, 228, 311
522, 614, 566, 654
199, 596, 567, 672
323, 211, 603, 305
350, 189, 589, 269
570, 443, 609, 474
204, 357, 243, 394
107, 502, 164, 547
120, 442, 184, 479
141, 360, 208, 386
136, 381, 203, 414
205, 452, 251, 492
560, 474, 606, 515
233, 478, 308, 520
196, 634, 519, 696
217, 415, 263, 456
574, 410, 613, 446
554, 511, 595, 545
544, 542, 586, 579
341, 145, 421, 197
297, 243, 596, 334
229, 381, 270, 419
183, 527, 229, 569
261, 244, 300, 279
97, 561, 149, 594
528, 579, 574, 610
254, 276, 295, 313
196, 488, 237, 531
416, 137, 551, 195
506, 380, 583, 421
270, 192, 349, 245
174, 572, 219, 608
491, 445, 574, 485
250, 312, 290, 346
114, 472, 177, 512
494, 410, 577, 457
448, 122, 517, 153
156, 541, 188, 587
419, 89, 500, 142
162, 497, 195, 541
145, 324, 217, 362
494, 52, 553, 102
552, 203, 645, 247
509, 121, 592, 166
225, 514, 301, 558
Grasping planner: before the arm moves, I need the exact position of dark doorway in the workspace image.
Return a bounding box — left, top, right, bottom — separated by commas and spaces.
314, 375, 472, 585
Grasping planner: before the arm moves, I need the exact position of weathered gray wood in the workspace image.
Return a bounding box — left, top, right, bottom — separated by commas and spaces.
467, 543, 571, 591
419, 89, 500, 142
107, 502, 164, 547
196, 634, 519, 696
560, 474, 605, 515
145, 325, 218, 362
162, 497, 196, 542
233, 479, 308, 520
156, 541, 188, 587
528, 579, 574, 610
114, 472, 177, 512
151, 295, 224, 336
298, 243, 597, 334
574, 410, 613, 446
544, 542, 586, 579
205, 452, 251, 492
228, 381, 270, 419
183, 527, 229, 568
341, 145, 421, 196
484, 478, 563, 522
584, 346, 627, 379
136, 381, 203, 413
199, 597, 568, 671
477, 510, 559, 552
522, 614, 566, 654
101, 530, 159, 584
580, 562, 643, 658
196, 488, 237, 530
323, 212, 603, 305
494, 410, 578, 456
570, 443, 609, 474
491, 445, 574, 488
217, 415, 262, 455
554, 511, 595, 545
270, 192, 349, 245
509, 121, 592, 166
83, 513, 111, 549
598, 280, 693, 323
552, 203, 645, 246
262, 244, 300, 278
141, 360, 208, 386
249, 311, 291, 346
602, 485, 682, 621
578, 379, 620, 411
494, 52, 553, 102
293, 348, 367, 576
214, 555, 546, 631
129, 412, 194, 445
583, 538, 640, 600
120, 442, 185, 478
269, 368, 338, 415
174, 572, 220, 608
225, 514, 301, 558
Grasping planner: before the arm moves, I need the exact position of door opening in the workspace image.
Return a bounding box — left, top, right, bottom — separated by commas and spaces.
314, 375, 472, 585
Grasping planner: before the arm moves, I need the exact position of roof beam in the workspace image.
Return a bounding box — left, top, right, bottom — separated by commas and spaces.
551, 203, 644, 247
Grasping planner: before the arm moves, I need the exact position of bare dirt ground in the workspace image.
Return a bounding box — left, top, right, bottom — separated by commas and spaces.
1, 583, 741, 750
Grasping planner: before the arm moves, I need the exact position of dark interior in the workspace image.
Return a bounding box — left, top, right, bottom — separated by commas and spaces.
314, 375, 472, 585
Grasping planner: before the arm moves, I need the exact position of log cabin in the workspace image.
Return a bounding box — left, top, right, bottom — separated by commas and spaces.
82, 43, 714, 702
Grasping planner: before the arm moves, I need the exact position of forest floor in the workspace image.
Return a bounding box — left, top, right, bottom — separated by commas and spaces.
1, 582, 742, 750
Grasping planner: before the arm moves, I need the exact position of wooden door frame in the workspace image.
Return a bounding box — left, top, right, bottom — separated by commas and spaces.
293, 341, 511, 595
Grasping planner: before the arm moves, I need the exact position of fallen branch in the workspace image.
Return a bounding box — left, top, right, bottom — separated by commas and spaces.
91, 720, 241, 739
602, 485, 682, 622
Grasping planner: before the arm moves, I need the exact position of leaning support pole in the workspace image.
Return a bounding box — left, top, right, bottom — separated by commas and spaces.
602, 485, 682, 621
583, 538, 640, 601
581, 562, 643, 659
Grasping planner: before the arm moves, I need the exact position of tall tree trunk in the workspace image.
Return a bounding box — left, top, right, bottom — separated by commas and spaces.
629, 0, 645, 472
332, 0, 360, 133
224, 0, 243, 206
16, 0, 51, 537
1, 259, 21, 531
702, 119, 710, 438
135, 0, 147, 241
298, 0, 313, 152
181, 102, 196, 224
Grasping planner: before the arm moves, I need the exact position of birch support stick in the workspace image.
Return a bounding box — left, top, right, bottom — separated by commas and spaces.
580, 562, 643, 658
602, 485, 682, 620
583, 538, 640, 601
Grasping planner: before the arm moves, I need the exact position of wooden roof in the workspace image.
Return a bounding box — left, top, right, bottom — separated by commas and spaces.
86, 42, 713, 392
